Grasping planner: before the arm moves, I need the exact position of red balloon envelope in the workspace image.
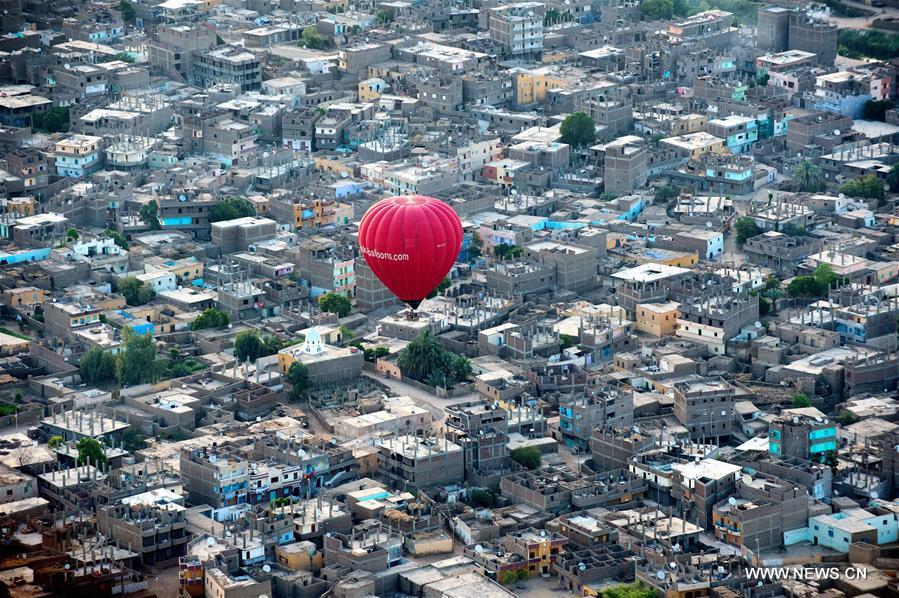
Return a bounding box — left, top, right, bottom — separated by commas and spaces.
358, 195, 463, 309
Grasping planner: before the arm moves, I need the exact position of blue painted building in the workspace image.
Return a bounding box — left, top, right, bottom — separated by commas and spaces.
768, 409, 836, 461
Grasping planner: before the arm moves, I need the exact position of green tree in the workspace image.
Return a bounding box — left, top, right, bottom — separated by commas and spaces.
837, 29, 899, 61
494, 244, 523, 260
602, 583, 657, 598
839, 174, 885, 200
106, 229, 128, 249
790, 160, 825, 193
118, 276, 155, 306
122, 428, 147, 452
822, 450, 839, 469
319, 292, 351, 317
468, 232, 483, 261
733, 216, 759, 245
234, 330, 265, 362
787, 276, 823, 298
791, 393, 811, 408
838, 410, 857, 426
76, 437, 107, 467
191, 308, 230, 331
117, 327, 165, 386
117, 0, 136, 24
396, 330, 469, 386
863, 99, 894, 122
427, 277, 451, 299
139, 201, 161, 230
208, 196, 256, 222
813, 263, 838, 290
66, 228, 79, 241
300, 26, 327, 49
559, 112, 596, 148
375, 9, 394, 24
48, 436, 64, 449
261, 334, 282, 357
79, 347, 118, 385
32, 106, 69, 133
510, 446, 542, 470
888, 164, 899, 193
654, 185, 680, 203
469, 488, 497, 508
640, 0, 673, 20
287, 361, 310, 399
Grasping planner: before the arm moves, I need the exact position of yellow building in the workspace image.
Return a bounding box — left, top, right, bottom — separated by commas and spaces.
3, 287, 44, 309
660, 131, 727, 161
635, 302, 680, 337
291, 199, 349, 230
275, 540, 323, 572
4, 197, 36, 216
358, 77, 390, 102
511, 67, 567, 107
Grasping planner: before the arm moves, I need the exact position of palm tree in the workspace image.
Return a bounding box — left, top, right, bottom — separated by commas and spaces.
790, 160, 825, 193
396, 331, 445, 381
888, 163, 899, 193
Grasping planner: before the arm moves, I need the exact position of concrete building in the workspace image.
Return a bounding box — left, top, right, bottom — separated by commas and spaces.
524, 241, 597, 292
376, 435, 464, 489
191, 46, 261, 92
97, 495, 187, 566
768, 408, 837, 461
600, 136, 649, 195
54, 134, 103, 178
487, 3, 544, 60
210, 217, 277, 254
673, 378, 736, 441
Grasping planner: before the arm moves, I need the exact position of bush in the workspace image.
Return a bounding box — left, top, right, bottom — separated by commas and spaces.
640, 0, 673, 19
791, 393, 811, 408
118, 276, 155, 306
839, 174, 885, 200
32, 106, 69, 133
733, 217, 759, 245
208, 196, 256, 222
469, 488, 497, 508
319, 292, 352, 317
863, 99, 895, 122
838, 29, 899, 61
191, 308, 230, 331
510, 446, 542, 470
494, 244, 523, 260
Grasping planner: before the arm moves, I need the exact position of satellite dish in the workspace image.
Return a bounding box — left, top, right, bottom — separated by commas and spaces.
742, 474, 753, 485
65, 563, 70, 570
871, 491, 879, 500
728, 497, 737, 506
262, 564, 271, 573
669, 562, 677, 570
578, 564, 586, 571
475, 544, 483, 553
657, 570, 665, 580
207, 537, 216, 546
754, 322, 762, 329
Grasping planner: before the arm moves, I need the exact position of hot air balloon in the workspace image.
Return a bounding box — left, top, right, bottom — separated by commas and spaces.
358, 195, 463, 311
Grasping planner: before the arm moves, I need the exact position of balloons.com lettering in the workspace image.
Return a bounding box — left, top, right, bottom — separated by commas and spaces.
361, 246, 410, 261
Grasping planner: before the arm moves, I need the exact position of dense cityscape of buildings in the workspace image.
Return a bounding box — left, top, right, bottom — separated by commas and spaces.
0, 0, 898, 597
